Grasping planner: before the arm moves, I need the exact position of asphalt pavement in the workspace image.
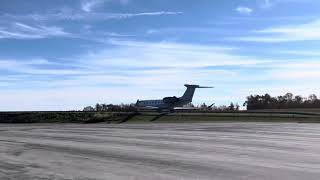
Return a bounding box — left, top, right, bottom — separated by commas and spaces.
0, 122, 320, 180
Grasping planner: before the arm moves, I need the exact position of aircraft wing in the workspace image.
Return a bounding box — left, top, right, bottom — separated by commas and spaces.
142, 106, 160, 109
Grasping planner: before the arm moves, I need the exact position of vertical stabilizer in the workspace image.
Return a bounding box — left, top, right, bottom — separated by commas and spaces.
180, 84, 213, 102
180, 85, 198, 102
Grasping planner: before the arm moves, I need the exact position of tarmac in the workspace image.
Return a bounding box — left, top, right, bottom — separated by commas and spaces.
0, 122, 320, 180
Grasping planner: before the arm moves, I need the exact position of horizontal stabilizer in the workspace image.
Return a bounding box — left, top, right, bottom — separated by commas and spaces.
198, 86, 214, 88
184, 84, 213, 88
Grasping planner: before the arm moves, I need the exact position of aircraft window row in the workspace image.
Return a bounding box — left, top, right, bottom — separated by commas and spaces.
145, 100, 161, 105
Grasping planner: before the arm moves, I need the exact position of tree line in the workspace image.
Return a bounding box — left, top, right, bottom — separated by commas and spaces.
244, 93, 320, 110
83, 102, 240, 112
84, 92, 320, 112
197, 102, 240, 111
83, 103, 137, 112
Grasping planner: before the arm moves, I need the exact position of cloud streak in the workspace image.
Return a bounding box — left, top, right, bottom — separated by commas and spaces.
85, 40, 264, 69
268, 61, 320, 80
233, 19, 320, 42
81, 0, 104, 12
0, 40, 267, 88
0, 22, 70, 39
235, 6, 253, 15
3, 11, 183, 22
81, 0, 130, 12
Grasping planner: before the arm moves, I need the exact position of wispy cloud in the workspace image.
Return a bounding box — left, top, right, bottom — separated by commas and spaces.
0, 22, 70, 39
268, 61, 320, 80
232, 19, 320, 42
273, 0, 315, 3
81, 0, 104, 12
278, 50, 320, 56
146, 27, 223, 35
0, 59, 92, 75
86, 39, 264, 68
3, 11, 183, 22
259, 0, 316, 8
235, 6, 253, 15
81, 0, 130, 12
0, 40, 266, 86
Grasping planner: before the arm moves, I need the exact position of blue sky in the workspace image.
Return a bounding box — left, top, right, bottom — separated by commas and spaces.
1, 0, 320, 110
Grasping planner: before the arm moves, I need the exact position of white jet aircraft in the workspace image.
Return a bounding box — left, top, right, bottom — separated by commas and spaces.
136, 84, 213, 111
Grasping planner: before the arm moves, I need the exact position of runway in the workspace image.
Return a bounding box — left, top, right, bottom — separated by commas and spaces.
0, 122, 320, 180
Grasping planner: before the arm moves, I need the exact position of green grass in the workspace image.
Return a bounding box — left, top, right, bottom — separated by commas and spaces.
250, 108, 320, 114
1, 111, 320, 124
125, 115, 156, 123
124, 112, 320, 123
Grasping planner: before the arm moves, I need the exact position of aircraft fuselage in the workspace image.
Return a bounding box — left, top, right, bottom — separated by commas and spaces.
136, 84, 212, 110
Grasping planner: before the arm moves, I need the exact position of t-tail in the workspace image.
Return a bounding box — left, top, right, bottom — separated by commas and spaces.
180, 84, 213, 102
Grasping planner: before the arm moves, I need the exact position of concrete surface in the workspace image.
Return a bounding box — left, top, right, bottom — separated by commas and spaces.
0, 123, 320, 180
